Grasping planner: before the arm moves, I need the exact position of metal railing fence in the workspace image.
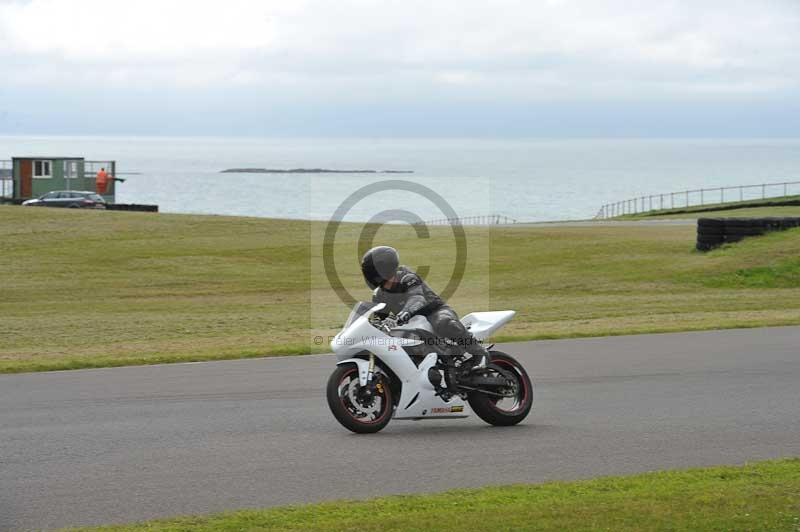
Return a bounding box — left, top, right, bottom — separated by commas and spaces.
595, 180, 800, 219
421, 214, 518, 226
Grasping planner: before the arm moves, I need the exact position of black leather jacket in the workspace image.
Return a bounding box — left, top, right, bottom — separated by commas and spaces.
372, 266, 444, 317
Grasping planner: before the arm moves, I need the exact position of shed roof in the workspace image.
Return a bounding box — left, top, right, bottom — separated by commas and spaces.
12, 156, 85, 161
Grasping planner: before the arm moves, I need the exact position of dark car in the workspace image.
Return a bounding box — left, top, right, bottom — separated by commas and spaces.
22, 191, 107, 209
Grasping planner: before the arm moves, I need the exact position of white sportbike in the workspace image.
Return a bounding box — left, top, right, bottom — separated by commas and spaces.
326, 302, 533, 433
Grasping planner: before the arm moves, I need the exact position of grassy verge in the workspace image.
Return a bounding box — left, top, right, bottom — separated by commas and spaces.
613, 195, 800, 220
67, 458, 800, 531
2, 206, 800, 373
628, 205, 800, 220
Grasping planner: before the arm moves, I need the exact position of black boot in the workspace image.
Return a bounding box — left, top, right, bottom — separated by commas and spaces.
464, 342, 490, 372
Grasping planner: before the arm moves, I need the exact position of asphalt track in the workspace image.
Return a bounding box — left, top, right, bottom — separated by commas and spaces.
2, 326, 799, 530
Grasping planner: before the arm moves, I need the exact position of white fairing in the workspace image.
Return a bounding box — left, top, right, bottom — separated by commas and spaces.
391, 314, 434, 334
460, 310, 516, 341
331, 303, 515, 421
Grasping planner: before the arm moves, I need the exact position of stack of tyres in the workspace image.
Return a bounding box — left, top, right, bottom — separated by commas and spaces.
697, 217, 800, 251
777, 217, 800, 230
724, 218, 766, 243
696, 218, 725, 251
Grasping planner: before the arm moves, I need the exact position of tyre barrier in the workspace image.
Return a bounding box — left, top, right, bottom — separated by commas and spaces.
106, 203, 159, 212
697, 217, 800, 251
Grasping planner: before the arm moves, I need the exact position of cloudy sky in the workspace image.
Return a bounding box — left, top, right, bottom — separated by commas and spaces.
0, 0, 798, 136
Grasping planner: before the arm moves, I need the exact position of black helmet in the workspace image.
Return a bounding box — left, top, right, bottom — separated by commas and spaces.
361, 246, 399, 289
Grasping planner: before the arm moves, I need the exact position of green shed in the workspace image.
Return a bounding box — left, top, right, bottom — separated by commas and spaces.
3, 157, 118, 203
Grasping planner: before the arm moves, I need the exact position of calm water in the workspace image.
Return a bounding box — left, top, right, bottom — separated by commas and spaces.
1, 136, 799, 222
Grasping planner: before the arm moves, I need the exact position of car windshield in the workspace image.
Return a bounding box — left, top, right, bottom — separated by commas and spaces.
89, 194, 105, 202
343, 301, 379, 329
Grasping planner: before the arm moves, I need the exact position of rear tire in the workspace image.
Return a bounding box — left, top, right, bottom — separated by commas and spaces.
327, 364, 393, 434
468, 351, 533, 426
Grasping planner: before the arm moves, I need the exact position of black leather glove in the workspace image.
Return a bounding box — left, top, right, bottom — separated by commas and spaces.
396, 311, 411, 325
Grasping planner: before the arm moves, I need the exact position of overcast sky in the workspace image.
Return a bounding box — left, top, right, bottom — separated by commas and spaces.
0, 0, 798, 137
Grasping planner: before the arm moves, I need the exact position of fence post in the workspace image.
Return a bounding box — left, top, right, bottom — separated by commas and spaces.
721, 187, 724, 203
700, 189, 704, 205
762, 184, 766, 199
740, 186, 743, 201
784, 183, 788, 197
685, 190, 689, 207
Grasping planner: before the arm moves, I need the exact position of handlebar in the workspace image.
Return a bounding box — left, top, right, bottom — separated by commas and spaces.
371, 314, 398, 333
380, 317, 398, 333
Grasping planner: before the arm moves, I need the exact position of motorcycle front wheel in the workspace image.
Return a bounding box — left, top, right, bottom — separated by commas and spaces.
467, 351, 533, 426
326, 364, 393, 434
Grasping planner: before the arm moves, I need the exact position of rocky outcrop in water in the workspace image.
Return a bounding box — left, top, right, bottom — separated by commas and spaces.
221, 168, 413, 174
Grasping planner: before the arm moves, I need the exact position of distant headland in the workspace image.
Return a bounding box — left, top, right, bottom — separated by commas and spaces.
221, 168, 414, 174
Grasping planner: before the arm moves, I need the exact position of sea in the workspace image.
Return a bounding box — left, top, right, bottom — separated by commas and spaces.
1, 136, 799, 222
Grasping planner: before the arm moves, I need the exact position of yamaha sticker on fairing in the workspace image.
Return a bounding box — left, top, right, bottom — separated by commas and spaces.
432, 406, 464, 414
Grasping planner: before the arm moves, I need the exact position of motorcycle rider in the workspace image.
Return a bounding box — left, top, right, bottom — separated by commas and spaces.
360, 245, 489, 370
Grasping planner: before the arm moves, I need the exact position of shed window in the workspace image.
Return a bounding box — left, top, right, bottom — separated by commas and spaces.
33, 160, 52, 178
64, 160, 78, 179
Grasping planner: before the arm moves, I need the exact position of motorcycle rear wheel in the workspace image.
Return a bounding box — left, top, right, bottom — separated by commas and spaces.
327, 364, 393, 434
467, 351, 533, 426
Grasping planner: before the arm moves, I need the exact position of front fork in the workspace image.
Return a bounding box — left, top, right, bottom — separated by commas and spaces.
367, 353, 375, 383
366, 353, 385, 396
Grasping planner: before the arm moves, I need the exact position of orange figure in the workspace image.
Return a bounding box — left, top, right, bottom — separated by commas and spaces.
96, 167, 109, 194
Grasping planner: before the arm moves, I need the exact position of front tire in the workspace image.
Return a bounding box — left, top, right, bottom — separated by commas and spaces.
468, 351, 533, 426
327, 364, 393, 434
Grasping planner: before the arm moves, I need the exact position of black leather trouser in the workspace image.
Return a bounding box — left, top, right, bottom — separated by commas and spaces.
425, 305, 486, 356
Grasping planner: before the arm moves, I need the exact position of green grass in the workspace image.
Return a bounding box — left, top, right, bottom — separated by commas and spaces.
66, 458, 800, 532
2, 205, 800, 373
703, 258, 800, 288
